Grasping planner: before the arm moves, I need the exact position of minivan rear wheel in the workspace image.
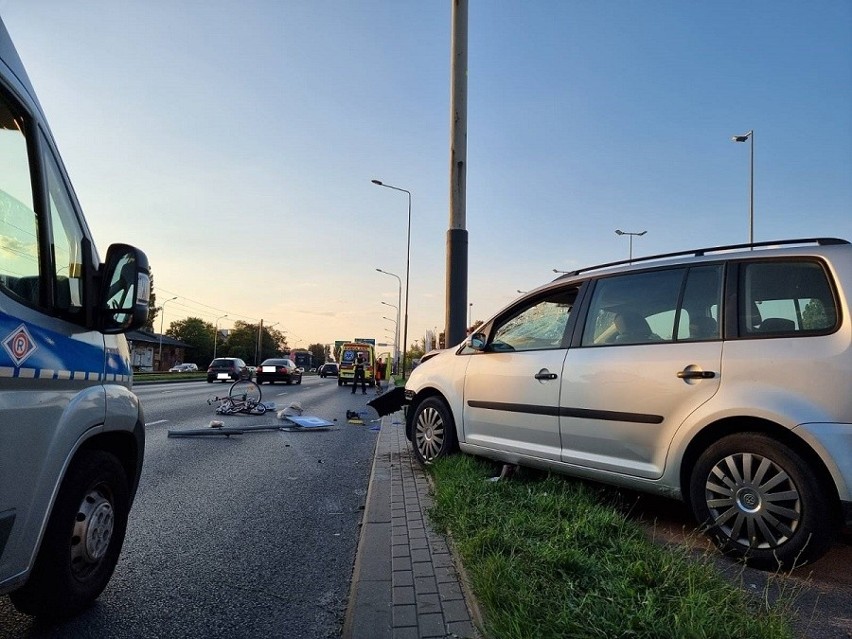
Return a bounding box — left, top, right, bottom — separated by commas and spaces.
689, 433, 835, 570
410, 397, 458, 466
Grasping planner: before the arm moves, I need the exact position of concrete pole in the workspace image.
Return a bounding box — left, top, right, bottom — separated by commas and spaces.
446, 0, 469, 348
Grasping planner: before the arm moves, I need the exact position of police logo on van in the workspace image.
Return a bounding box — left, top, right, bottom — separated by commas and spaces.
3, 323, 38, 366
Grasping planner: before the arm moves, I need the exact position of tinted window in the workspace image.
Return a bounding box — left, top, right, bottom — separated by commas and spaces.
581, 269, 684, 345
677, 265, 723, 341
739, 260, 837, 336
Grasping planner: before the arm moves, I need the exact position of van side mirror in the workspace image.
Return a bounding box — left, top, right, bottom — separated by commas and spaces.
98, 244, 150, 334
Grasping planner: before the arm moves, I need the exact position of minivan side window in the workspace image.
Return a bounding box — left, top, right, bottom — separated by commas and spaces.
739, 260, 838, 336
677, 265, 723, 341
0, 91, 39, 305
489, 288, 577, 352
581, 265, 724, 346
582, 269, 683, 345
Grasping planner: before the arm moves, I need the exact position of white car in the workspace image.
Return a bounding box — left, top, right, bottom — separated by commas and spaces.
401, 237, 852, 570
169, 363, 198, 372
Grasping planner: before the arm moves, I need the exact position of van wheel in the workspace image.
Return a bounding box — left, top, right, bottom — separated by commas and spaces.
689, 433, 835, 570
9, 450, 130, 618
410, 397, 458, 466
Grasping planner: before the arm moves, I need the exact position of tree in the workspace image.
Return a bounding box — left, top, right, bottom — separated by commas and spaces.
307, 343, 328, 367
258, 325, 288, 362
405, 340, 425, 373
221, 321, 260, 363
802, 299, 828, 330
167, 317, 214, 366
145, 270, 158, 332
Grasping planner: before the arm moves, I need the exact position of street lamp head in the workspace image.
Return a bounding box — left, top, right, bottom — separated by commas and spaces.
638, 231, 647, 236
732, 132, 752, 142
615, 229, 624, 235
371, 179, 383, 186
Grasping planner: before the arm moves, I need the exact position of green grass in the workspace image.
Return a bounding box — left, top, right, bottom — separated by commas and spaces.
428, 455, 796, 639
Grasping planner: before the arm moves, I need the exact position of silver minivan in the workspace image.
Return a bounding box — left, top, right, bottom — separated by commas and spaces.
401, 238, 851, 570
0, 18, 150, 616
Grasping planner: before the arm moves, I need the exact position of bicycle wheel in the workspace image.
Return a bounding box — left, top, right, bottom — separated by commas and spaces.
229, 380, 261, 403
248, 401, 267, 415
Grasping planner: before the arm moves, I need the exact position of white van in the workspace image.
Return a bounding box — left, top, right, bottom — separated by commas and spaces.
0, 18, 150, 617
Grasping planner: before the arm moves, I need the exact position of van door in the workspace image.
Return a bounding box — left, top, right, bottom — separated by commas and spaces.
559, 266, 724, 479
0, 89, 109, 582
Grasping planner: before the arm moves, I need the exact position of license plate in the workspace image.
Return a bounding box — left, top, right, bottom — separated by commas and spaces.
217, 373, 229, 379
262, 366, 276, 372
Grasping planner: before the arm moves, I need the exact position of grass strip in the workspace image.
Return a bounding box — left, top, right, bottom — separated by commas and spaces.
428, 455, 796, 639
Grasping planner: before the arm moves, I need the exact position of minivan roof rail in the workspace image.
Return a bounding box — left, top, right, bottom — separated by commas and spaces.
554, 237, 849, 278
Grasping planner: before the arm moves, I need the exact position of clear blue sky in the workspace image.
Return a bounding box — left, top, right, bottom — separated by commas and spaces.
3, 1, 850, 350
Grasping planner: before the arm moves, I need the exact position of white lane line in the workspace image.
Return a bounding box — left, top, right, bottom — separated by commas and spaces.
146, 420, 169, 426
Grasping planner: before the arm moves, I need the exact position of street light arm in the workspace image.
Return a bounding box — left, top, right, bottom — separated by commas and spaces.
373, 178, 412, 379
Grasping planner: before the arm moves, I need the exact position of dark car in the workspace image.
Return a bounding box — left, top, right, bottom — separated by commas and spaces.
206, 357, 250, 383
319, 362, 339, 378
256, 358, 303, 385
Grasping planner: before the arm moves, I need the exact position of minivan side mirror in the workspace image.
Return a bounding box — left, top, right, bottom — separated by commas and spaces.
467, 332, 487, 351
98, 243, 150, 334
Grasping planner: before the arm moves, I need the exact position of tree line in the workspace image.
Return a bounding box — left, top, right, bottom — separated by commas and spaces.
163, 318, 328, 369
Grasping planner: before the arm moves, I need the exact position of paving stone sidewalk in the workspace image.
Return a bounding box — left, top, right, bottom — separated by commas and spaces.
342, 409, 480, 639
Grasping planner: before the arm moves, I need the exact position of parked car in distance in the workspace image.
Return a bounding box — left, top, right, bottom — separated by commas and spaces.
169, 363, 198, 372
206, 358, 250, 383
256, 358, 302, 385
319, 362, 339, 378
399, 238, 852, 570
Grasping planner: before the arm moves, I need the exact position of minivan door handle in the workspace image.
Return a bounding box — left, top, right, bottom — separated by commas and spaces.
534, 370, 558, 380
677, 369, 716, 379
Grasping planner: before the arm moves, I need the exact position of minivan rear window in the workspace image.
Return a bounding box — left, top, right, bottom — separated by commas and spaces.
739, 260, 838, 336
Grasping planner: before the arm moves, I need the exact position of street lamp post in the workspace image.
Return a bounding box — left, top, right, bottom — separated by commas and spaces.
372, 180, 411, 378
376, 267, 403, 375
256, 321, 279, 364
157, 296, 178, 370
468, 302, 472, 330
731, 130, 754, 245
213, 314, 228, 359
382, 300, 399, 372
380, 300, 399, 374
614, 229, 647, 263
381, 314, 398, 366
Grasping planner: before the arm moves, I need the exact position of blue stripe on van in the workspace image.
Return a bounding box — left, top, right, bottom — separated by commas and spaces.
0, 311, 109, 379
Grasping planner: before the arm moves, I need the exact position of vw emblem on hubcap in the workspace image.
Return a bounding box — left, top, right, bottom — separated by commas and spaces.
737, 488, 761, 512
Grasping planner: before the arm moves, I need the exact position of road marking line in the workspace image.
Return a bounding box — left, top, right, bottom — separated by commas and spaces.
146, 420, 169, 426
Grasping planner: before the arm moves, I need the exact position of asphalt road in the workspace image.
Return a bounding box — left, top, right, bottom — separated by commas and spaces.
0, 376, 379, 639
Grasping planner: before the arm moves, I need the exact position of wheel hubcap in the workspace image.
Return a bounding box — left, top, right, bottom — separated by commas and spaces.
705, 452, 801, 550
415, 407, 445, 462
71, 489, 114, 575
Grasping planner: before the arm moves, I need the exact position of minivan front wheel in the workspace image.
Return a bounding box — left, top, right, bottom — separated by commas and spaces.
689, 433, 835, 570
9, 450, 130, 617
410, 397, 458, 466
